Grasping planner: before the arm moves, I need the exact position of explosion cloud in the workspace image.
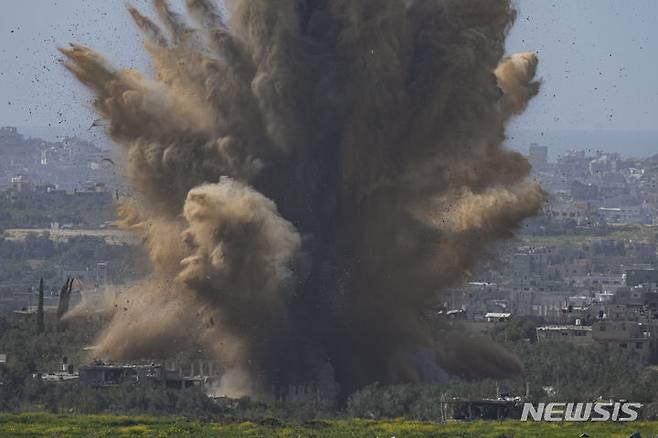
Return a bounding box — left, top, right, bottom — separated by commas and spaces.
62, 0, 545, 397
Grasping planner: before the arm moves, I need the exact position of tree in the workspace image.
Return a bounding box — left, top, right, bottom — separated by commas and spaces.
56, 277, 73, 331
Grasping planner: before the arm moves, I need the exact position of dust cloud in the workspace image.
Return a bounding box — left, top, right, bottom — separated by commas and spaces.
62, 0, 544, 396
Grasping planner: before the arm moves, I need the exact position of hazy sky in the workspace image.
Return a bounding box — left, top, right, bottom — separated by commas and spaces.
0, 1, 657, 139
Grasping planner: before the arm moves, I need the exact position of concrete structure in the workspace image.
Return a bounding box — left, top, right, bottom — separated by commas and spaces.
484, 312, 511, 322
536, 325, 593, 346
528, 144, 548, 171
78, 362, 207, 389
591, 320, 653, 364
41, 371, 79, 383
626, 269, 658, 288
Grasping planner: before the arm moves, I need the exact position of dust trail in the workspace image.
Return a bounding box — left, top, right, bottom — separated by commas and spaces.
62, 0, 544, 396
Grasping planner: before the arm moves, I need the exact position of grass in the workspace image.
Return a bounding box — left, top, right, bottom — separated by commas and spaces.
1, 413, 658, 437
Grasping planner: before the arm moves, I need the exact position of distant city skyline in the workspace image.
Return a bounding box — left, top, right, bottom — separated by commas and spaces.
0, 1, 657, 147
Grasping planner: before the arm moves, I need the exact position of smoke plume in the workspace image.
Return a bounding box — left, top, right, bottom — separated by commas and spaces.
62, 0, 544, 396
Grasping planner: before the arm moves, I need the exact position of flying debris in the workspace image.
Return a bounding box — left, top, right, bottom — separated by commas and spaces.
89, 117, 104, 130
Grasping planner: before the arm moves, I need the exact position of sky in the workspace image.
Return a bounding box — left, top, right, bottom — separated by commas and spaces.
0, 1, 657, 144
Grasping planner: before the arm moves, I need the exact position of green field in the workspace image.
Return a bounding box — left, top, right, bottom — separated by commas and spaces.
1, 414, 657, 437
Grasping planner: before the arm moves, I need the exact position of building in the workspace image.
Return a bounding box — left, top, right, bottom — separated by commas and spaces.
571, 181, 599, 201
625, 270, 658, 288
78, 362, 207, 389
599, 206, 653, 225
41, 371, 79, 383
613, 287, 646, 307
510, 290, 565, 322
536, 325, 593, 346
484, 312, 512, 323
529, 144, 548, 171
545, 201, 593, 225
591, 320, 653, 364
